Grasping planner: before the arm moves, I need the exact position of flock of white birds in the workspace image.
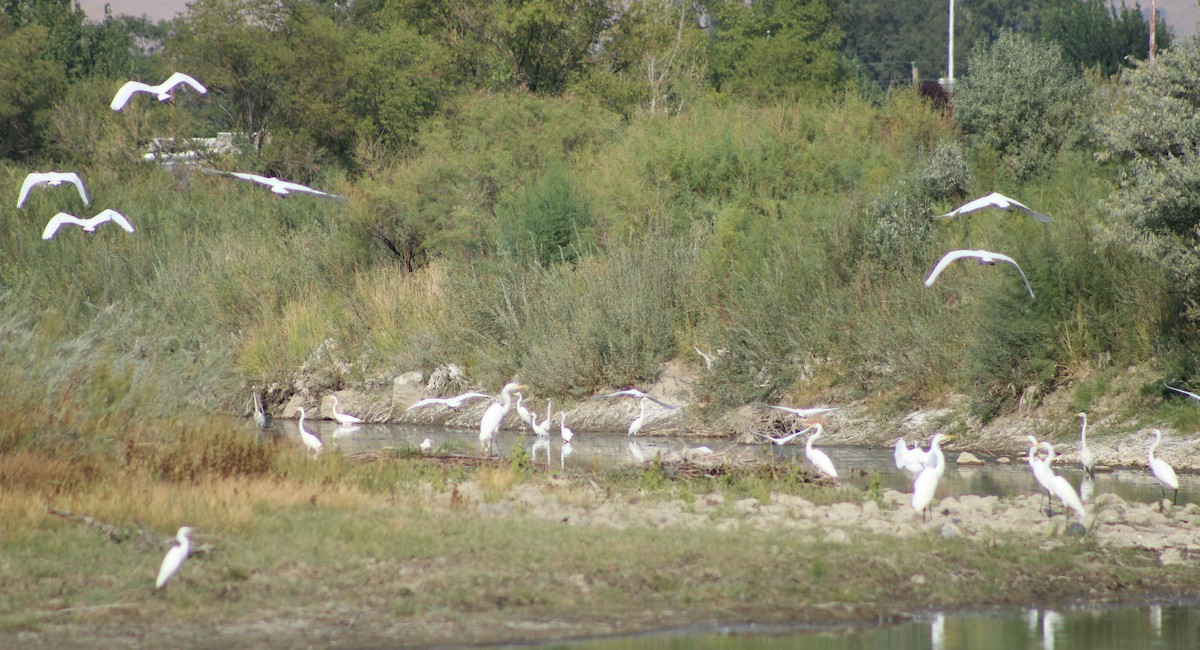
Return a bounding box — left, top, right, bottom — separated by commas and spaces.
21, 72, 343, 248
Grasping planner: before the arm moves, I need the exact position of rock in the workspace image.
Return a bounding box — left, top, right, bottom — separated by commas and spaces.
1065, 521, 1088, 537
390, 371, 425, 419
995, 457, 1012, 465
910, 574, 927, 586
940, 523, 962, 539
956, 452, 984, 466
825, 528, 850, 544
1159, 548, 1188, 565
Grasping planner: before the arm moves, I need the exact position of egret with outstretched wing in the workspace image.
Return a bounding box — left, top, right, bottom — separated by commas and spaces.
112, 72, 207, 111
17, 171, 90, 208
937, 192, 1052, 223
595, 388, 677, 410
765, 404, 839, 418
42, 209, 134, 240
202, 168, 345, 201
924, 249, 1035, 300
406, 391, 491, 411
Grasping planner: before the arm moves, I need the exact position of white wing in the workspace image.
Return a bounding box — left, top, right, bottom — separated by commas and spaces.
42, 212, 85, 239
111, 80, 155, 111
766, 405, 838, 417
160, 72, 207, 95
447, 392, 491, 407
17, 172, 88, 207
597, 389, 677, 409
924, 249, 1035, 300
155, 544, 188, 589
406, 397, 450, 411
1165, 384, 1200, 401
939, 192, 1052, 223
62, 172, 89, 206
95, 209, 134, 233
16, 173, 42, 208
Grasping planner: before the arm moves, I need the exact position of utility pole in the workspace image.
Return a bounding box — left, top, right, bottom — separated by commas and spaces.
946, 0, 955, 91
1150, 0, 1157, 60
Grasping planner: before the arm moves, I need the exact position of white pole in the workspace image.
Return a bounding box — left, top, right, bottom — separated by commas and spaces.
948, 0, 955, 90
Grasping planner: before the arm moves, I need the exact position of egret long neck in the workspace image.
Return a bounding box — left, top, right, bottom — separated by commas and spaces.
1149, 431, 1162, 461
1079, 415, 1088, 444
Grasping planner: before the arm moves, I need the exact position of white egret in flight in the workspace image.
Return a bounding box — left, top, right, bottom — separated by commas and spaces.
1147, 429, 1179, 508
764, 404, 839, 418
330, 395, 362, 427
42, 209, 134, 240
804, 423, 837, 479
937, 192, 1053, 223
924, 249, 1035, 300
406, 391, 491, 411
111, 72, 207, 111
17, 171, 89, 208
559, 412, 574, 443
595, 388, 677, 409
1076, 412, 1095, 477
1165, 384, 1200, 401
295, 407, 322, 455
201, 168, 345, 200
478, 382, 526, 455
155, 526, 193, 590
755, 426, 814, 446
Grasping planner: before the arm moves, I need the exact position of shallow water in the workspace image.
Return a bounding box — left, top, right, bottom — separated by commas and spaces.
513, 602, 1200, 649
267, 417, 1197, 507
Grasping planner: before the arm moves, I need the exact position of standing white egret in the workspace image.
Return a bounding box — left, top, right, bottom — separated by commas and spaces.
111, 72, 207, 111
419, 438, 433, 453
924, 249, 1035, 300
296, 407, 322, 455
936, 192, 1053, 223
1076, 412, 1095, 477
155, 526, 193, 590
595, 388, 677, 409
201, 168, 345, 200
1147, 429, 1179, 509
330, 395, 363, 427
1039, 442, 1087, 520
1026, 436, 1056, 515
251, 386, 268, 430
515, 394, 533, 430
17, 171, 89, 208
405, 391, 491, 411
804, 423, 837, 479
755, 426, 813, 446
912, 433, 949, 520
42, 209, 134, 240
531, 412, 552, 437
478, 382, 526, 455
627, 396, 648, 437
559, 412, 574, 443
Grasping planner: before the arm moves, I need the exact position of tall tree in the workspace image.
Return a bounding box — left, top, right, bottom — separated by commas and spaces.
0, 16, 67, 159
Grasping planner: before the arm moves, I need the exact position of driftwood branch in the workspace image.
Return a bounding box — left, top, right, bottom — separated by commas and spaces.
45, 506, 214, 556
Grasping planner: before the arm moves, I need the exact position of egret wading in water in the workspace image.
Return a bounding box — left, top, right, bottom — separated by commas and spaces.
937, 192, 1053, 223
912, 433, 949, 520
330, 395, 362, 427
406, 391, 491, 411
515, 393, 533, 431
1026, 435, 1057, 516
111, 72, 207, 111
478, 382, 526, 456
924, 249, 1035, 300
1038, 442, 1087, 520
17, 171, 89, 208
1147, 429, 1179, 509
251, 386, 269, 430
295, 407, 322, 455
559, 412, 574, 443
627, 396, 648, 437
155, 526, 193, 590
1077, 412, 1095, 477
42, 209, 134, 240
804, 423, 837, 479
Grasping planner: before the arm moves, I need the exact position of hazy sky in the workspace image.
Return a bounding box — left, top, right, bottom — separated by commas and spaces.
79, 0, 1199, 37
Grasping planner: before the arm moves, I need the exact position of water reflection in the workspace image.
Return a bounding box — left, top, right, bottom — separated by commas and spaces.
255, 417, 1196, 506
515, 603, 1199, 649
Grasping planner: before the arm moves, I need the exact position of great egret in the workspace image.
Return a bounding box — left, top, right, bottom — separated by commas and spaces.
1077, 412, 1095, 477
937, 192, 1053, 223
419, 438, 433, 453
912, 433, 949, 520
755, 426, 814, 446
894, 438, 926, 472
531, 412, 552, 437
627, 396, 648, 437
559, 412, 574, 443
1039, 442, 1087, 520
251, 386, 268, 430
1165, 384, 1200, 401
155, 526, 193, 590
765, 404, 839, 418
804, 423, 837, 478
42, 209, 134, 240
405, 391, 491, 411
111, 72, 206, 111
478, 382, 526, 455
330, 395, 362, 426
595, 388, 677, 409
201, 168, 345, 200
17, 171, 89, 208
1026, 436, 1056, 515
515, 394, 533, 430
924, 249, 1035, 300
296, 407, 322, 454
1147, 429, 1179, 508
